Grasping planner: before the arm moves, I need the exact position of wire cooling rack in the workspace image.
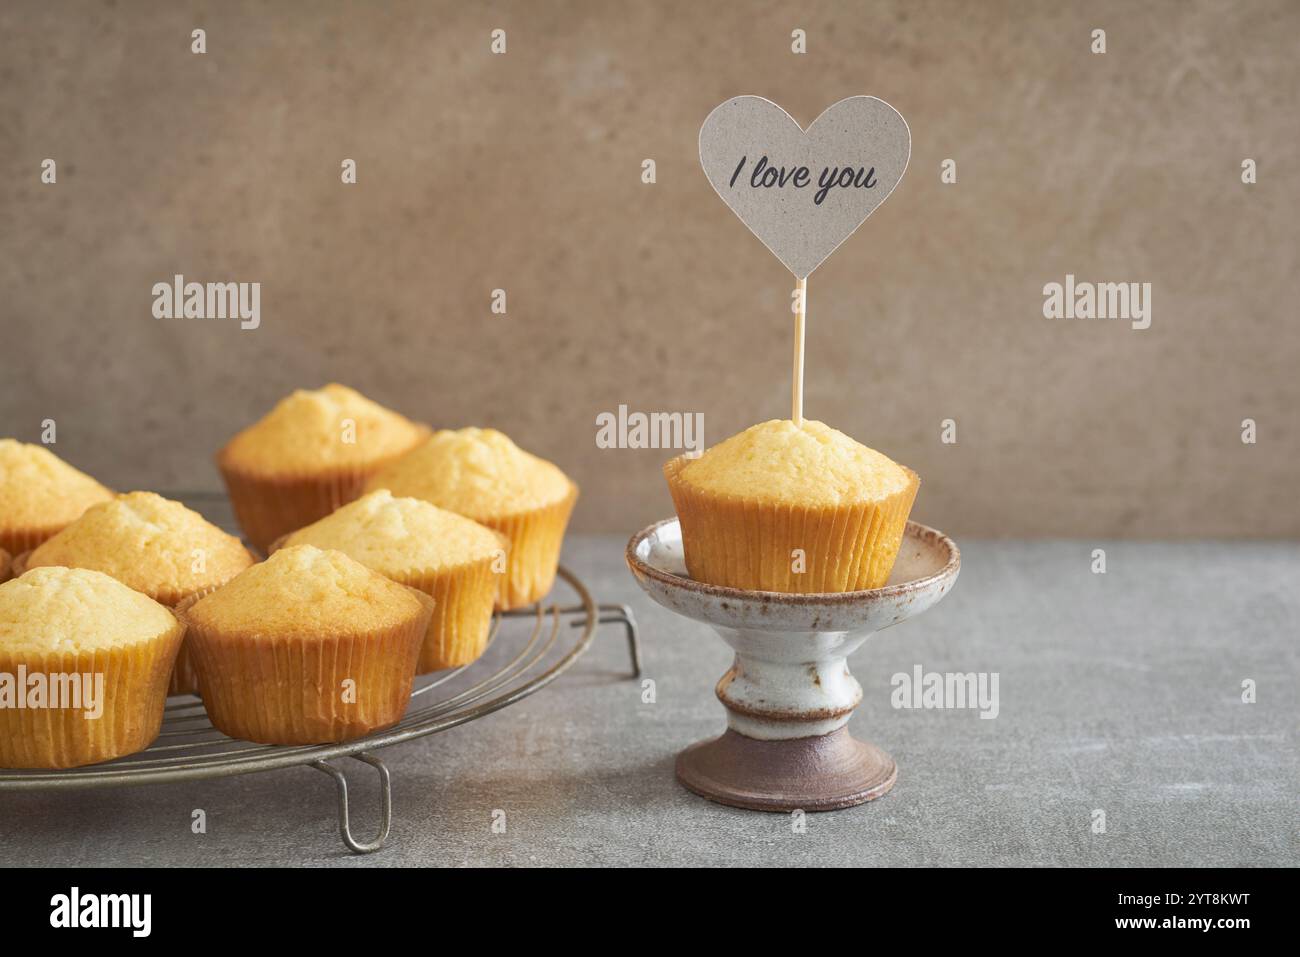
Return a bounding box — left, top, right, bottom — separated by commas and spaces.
0, 529, 642, 853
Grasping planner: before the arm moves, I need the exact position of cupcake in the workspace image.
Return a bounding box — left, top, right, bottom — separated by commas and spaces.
216, 384, 429, 552
664, 419, 919, 593
179, 545, 433, 745
18, 491, 256, 696
0, 548, 11, 584
0, 439, 114, 556
0, 566, 184, 769
365, 428, 578, 609
278, 490, 506, 673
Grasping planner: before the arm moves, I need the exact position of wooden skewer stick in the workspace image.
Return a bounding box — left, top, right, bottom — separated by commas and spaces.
792, 276, 807, 426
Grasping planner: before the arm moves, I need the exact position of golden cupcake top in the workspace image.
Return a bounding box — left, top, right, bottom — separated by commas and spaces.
26, 491, 254, 599
0, 439, 114, 528
217, 384, 428, 476
671, 419, 913, 506
186, 544, 428, 639
282, 489, 505, 575
366, 427, 574, 519
0, 566, 178, 654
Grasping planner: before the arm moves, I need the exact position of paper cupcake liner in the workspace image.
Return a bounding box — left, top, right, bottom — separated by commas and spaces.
0, 524, 67, 559
156, 576, 244, 698
10, 550, 254, 698
216, 427, 430, 553
166, 643, 202, 698
0, 617, 184, 769
177, 589, 432, 745
482, 483, 579, 610
216, 461, 378, 554
664, 457, 920, 593
398, 556, 499, 672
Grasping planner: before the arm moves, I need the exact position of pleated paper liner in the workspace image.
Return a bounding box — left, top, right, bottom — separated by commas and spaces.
0, 523, 68, 559
7, 550, 34, 581
0, 617, 185, 769
216, 433, 429, 554
398, 557, 499, 672
479, 482, 579, 610
155, 574, 253, 697
175, 588, 433, 746
664, 455, 920, 593
268, 532, 502, 673
8, 549, 256, 698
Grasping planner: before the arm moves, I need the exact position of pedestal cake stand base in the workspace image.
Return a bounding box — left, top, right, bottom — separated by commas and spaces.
676, 727, 896, 812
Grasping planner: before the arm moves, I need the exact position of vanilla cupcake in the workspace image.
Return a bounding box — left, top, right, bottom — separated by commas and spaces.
0, 439, 114, 556
0, 567, 184, 768
216, 384, 429, 552
19, 492, 256, 696
278, 490, 506, 672
180, 545, 433, 745
664, 419, 919, 593
365, 428, 578, 609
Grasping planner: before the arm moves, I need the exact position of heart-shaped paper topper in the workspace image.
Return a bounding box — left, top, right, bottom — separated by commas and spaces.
699, 96, 911, 279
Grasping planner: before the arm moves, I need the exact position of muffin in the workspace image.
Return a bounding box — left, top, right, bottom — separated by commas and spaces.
0, 566, 184, 769
664, 419, 919, 593
179, 545, 433, 745
0, 548, 10, 584
0, 439, 114, 556
278, 490, 506, 672
216, 384, 429, 551
19, 491, 256, 696
365, 428, 577, 609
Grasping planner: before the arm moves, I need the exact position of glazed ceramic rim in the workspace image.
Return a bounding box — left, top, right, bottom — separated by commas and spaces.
625, 517, 960, 606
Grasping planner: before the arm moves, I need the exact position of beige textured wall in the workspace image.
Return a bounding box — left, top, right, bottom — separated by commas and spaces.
2, 0, 1297, 538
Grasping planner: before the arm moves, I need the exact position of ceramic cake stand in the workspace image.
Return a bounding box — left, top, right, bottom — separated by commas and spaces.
627, 519, 960, 812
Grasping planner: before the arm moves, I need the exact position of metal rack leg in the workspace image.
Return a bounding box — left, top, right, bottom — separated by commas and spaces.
599, 603, 642, 678
567, 603, 641, 677
310, 752, 392, 854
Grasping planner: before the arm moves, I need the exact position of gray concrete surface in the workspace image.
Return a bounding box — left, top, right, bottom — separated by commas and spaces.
2, 519, 1296, 867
